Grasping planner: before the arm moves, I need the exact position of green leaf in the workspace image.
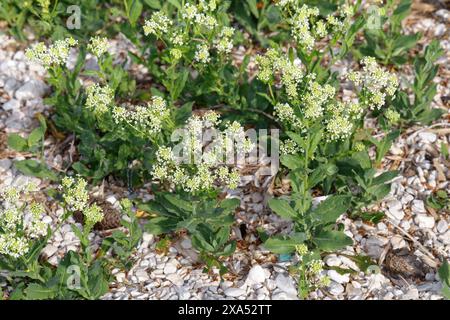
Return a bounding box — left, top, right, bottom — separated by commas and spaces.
128, 0, 143, 26
145, 217, 178, 234
7, 133, 28, 152
310, 195, 351, 225
28, 127, 45, 147
392, 0, 412, 22
281, 154, 301, 170
439, 260, 450, 299
392, 34, 420, 56
163, 194, 193, 211
264, 233, 307, 254
24, 283, 57, 300
87, 261, 110, 299
313, 230, 353, 251
175, 101, 193, 125
171, 69, 189, 100
372, 170, 398, 185
219, 198, 240, 212
352, 150, 371, 169
246, 0, 259, 18
14, 160, 58, 181
361, 211, 385, 223
143, 0, 161, 9
268, 198, 297, 220
366, 183, 391, 201
308, 163, 338, 188
416, 108, 444, 125
167, 0, 181, 10
439, 260, 450, 286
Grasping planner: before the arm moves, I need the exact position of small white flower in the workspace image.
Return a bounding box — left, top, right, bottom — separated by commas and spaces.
25, 37, 77, 70
87, 36, 109, 58
143, 12, 172, 36
194, 44, 210, 64
326, 115, 353, 141
85, 83, 114, 116
182, 3, 198, 20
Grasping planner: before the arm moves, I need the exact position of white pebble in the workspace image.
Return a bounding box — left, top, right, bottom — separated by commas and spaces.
415, 214, 435, 229
327, 270, 350, 284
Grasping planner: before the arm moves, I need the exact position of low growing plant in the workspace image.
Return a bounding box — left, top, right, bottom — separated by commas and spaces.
356, 0, 421, 66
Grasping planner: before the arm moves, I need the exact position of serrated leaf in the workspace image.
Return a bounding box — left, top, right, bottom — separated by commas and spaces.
128, 0, 143, 26
28, 127, 45, 147
313, 230, 353, 251
310, 195, 351, 225
24, 283, 57, 300
14, 160, 58, 181
281, 154, 301, 170
268, 198, 297, 220
263, 233, 307, 254
145, 217, 178, 235
7, 133, 28, 152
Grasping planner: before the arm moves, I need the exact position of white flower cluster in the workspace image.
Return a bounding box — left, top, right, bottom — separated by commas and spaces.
277, 2, 355, 51
303, 80, 336, 120
274, 103, 303, 129
143, 2, 235, 66
214, 27, 235, 55
280, 139, 302, 155
385, 108, 400, 124
194, 44, 211, 64
271, 68, 365, 141
143, 12, 172, 36
85, 83, 114, 117
0, 184, 49, 259
324, 100, 364, 141
37, 0, 50, 14
61, 176, 104, 226
181, 2, 218, 30
348, 57, 399, 109
325, 114, 354, 141
112, 96, 170, 138
25, 37, 78, 70
151, 111, 253, 193
256, 49, 304, 99
61, 176, 89, 211
288, 5, 320, 51
87, 36, 109, 58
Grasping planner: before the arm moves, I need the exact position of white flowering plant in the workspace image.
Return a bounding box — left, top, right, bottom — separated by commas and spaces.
0, 0, 124, 41
26, 37, 177, 182
0, 177, 108, 300
255, 40, 402, 249
0, 184, 51, 279
137, 111, 253, 271
0, 0, 61, 40
139, 0, 252, 109
1, 177, 144, 300
150, 111, 253, 194
290, 244, 331, 299
4, 0, 446, 297
101, 199, 143, 270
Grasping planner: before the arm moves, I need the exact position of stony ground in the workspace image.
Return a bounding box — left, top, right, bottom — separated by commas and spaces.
0, 5, 449, 300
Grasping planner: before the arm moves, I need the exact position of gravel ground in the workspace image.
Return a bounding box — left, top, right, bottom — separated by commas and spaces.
0, 6, 449, 300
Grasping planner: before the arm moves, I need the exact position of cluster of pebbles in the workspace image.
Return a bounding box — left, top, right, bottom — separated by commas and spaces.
0, 6, 449, 300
